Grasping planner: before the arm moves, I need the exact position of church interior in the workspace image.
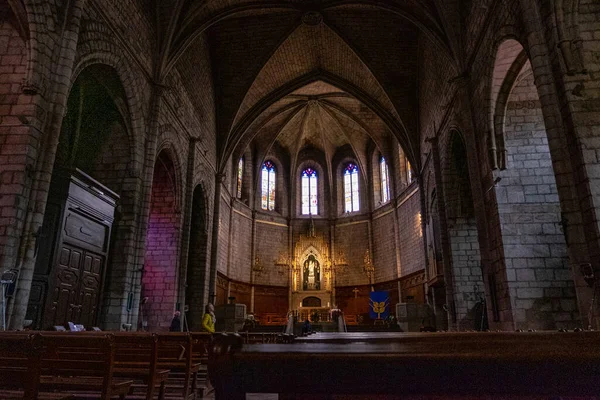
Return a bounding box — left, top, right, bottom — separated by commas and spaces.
1, 0, 600, 398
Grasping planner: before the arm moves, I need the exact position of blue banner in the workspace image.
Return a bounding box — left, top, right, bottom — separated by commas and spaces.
369, 291, 390, 320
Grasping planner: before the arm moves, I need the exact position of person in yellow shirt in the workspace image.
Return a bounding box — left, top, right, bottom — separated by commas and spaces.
202, 303, 216, 333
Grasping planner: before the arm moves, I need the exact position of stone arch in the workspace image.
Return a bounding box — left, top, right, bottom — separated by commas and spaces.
155, 140, 185, 213
443, 129, 486, 331
254, 152, 289, 216
489, 38, 529, 170
71, 53, 146, 175
295, 151, 329, 218
490, 40, 578, 330
370, 147, 392, 208
185, 183, 210, 330
231, 148, 253, 204
141, 149, 183, 331
333, 148, 368, 217
223, 71, 416, 172
24, 63, 137, 330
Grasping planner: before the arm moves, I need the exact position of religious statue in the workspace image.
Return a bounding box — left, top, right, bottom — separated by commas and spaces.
303, 255, 320, 290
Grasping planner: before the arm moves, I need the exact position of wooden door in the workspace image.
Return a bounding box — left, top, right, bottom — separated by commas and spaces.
44, 243, 104, 328
78, 251, 104, 327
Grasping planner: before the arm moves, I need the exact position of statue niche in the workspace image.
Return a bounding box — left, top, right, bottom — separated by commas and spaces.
303, 254, 321, 290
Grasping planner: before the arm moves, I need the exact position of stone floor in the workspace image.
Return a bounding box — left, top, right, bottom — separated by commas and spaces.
202, 393, 278, 399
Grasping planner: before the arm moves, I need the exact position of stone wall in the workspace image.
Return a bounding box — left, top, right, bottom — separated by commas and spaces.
493, 63, 577, 329
398, 189, 425, 277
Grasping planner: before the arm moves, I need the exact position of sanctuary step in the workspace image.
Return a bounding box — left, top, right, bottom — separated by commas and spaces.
346, 324, 402, 332
247, 325, 286, 333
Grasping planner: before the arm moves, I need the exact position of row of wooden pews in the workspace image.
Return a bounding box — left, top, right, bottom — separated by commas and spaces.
207, 331, 600, 399
0, 331, 213, 400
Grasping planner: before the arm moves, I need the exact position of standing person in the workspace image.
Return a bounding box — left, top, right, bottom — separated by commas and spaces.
202, 303, 216, 333
169, 311, 181, 332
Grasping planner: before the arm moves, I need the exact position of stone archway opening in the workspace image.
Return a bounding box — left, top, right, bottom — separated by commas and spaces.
490, 40, 578, 330
444, 131, 486, 331
26, 64, 134, 330
141, 150, 181, 331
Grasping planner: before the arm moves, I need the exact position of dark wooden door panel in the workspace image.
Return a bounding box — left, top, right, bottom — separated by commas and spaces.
45, 245, 105, 328
79, 252, 104, 327
45, 246, 82, 327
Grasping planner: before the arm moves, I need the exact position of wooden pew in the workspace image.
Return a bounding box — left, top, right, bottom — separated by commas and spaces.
35, 333, 133, 400
156, 333, 201, 399
111, 333, 169, 400
208, 331, 600, 400
0, 334, 74, 400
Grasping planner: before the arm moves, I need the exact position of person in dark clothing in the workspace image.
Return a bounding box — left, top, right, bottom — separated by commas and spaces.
302, 318, 312, 335
169, 311, 181, 332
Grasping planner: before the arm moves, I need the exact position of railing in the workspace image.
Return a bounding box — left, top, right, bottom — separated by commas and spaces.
298, 308, 331, 323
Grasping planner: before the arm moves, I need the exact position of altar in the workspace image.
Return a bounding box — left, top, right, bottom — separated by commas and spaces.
283, 220, 347, 318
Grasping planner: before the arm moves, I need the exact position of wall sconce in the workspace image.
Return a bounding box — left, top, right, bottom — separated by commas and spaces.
274, 253, 290, 275
363, 249, 374, 281
252, 256, 264, 276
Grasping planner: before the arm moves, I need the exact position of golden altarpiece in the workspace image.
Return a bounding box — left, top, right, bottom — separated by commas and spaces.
275, 220, 347, 322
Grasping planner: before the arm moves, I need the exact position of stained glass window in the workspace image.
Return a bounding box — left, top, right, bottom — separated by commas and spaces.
344, 163, 359, 212
380, 157, 390, 203
261, 160, 276, 211
301, 168, 318, 215
237, 158, 243, 198
407, 160, 414, 184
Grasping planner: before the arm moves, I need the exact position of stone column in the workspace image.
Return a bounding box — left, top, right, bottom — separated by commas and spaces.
127, 82, 165, 331
428, 135, 458, 329
7, 0, 88, 329
176, 138, 198, 320
208, 172, 225, 304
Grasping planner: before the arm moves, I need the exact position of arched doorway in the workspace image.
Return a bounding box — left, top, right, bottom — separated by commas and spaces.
26, 65, 134, 330
490, 40, 577, 330
141, 150, 181, 331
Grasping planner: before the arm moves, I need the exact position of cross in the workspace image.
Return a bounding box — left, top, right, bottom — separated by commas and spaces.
352, 288, 359, 298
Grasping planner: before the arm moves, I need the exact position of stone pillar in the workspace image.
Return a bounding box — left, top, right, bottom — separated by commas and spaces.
208, 172, 225, 304
428, 135, 459, 329
7, 0, 88, 329
127, 83, 165, 331
526, 0, 600, 329
176, 138, 198, 319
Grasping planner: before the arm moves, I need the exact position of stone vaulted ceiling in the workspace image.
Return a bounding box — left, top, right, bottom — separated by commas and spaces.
155, 0, 456, 172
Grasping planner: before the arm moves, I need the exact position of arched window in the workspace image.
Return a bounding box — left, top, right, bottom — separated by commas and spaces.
380, 156, 390, 203
237, 158, 243, 198
301, 167, 318, 215
261, 160, 276, 210
344, 163, 360, 212
407, 160, 414, 184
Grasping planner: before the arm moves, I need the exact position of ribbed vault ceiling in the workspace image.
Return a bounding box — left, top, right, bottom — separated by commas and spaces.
160, 0, 456, 172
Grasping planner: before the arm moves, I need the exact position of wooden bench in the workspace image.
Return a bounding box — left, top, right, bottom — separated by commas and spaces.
111, 333, 170, 400
208, 331, 600, 399
0, 332, 133, 399
35, 333, 133, 400
156, 333, 201, 399
0, 334, 74, 400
